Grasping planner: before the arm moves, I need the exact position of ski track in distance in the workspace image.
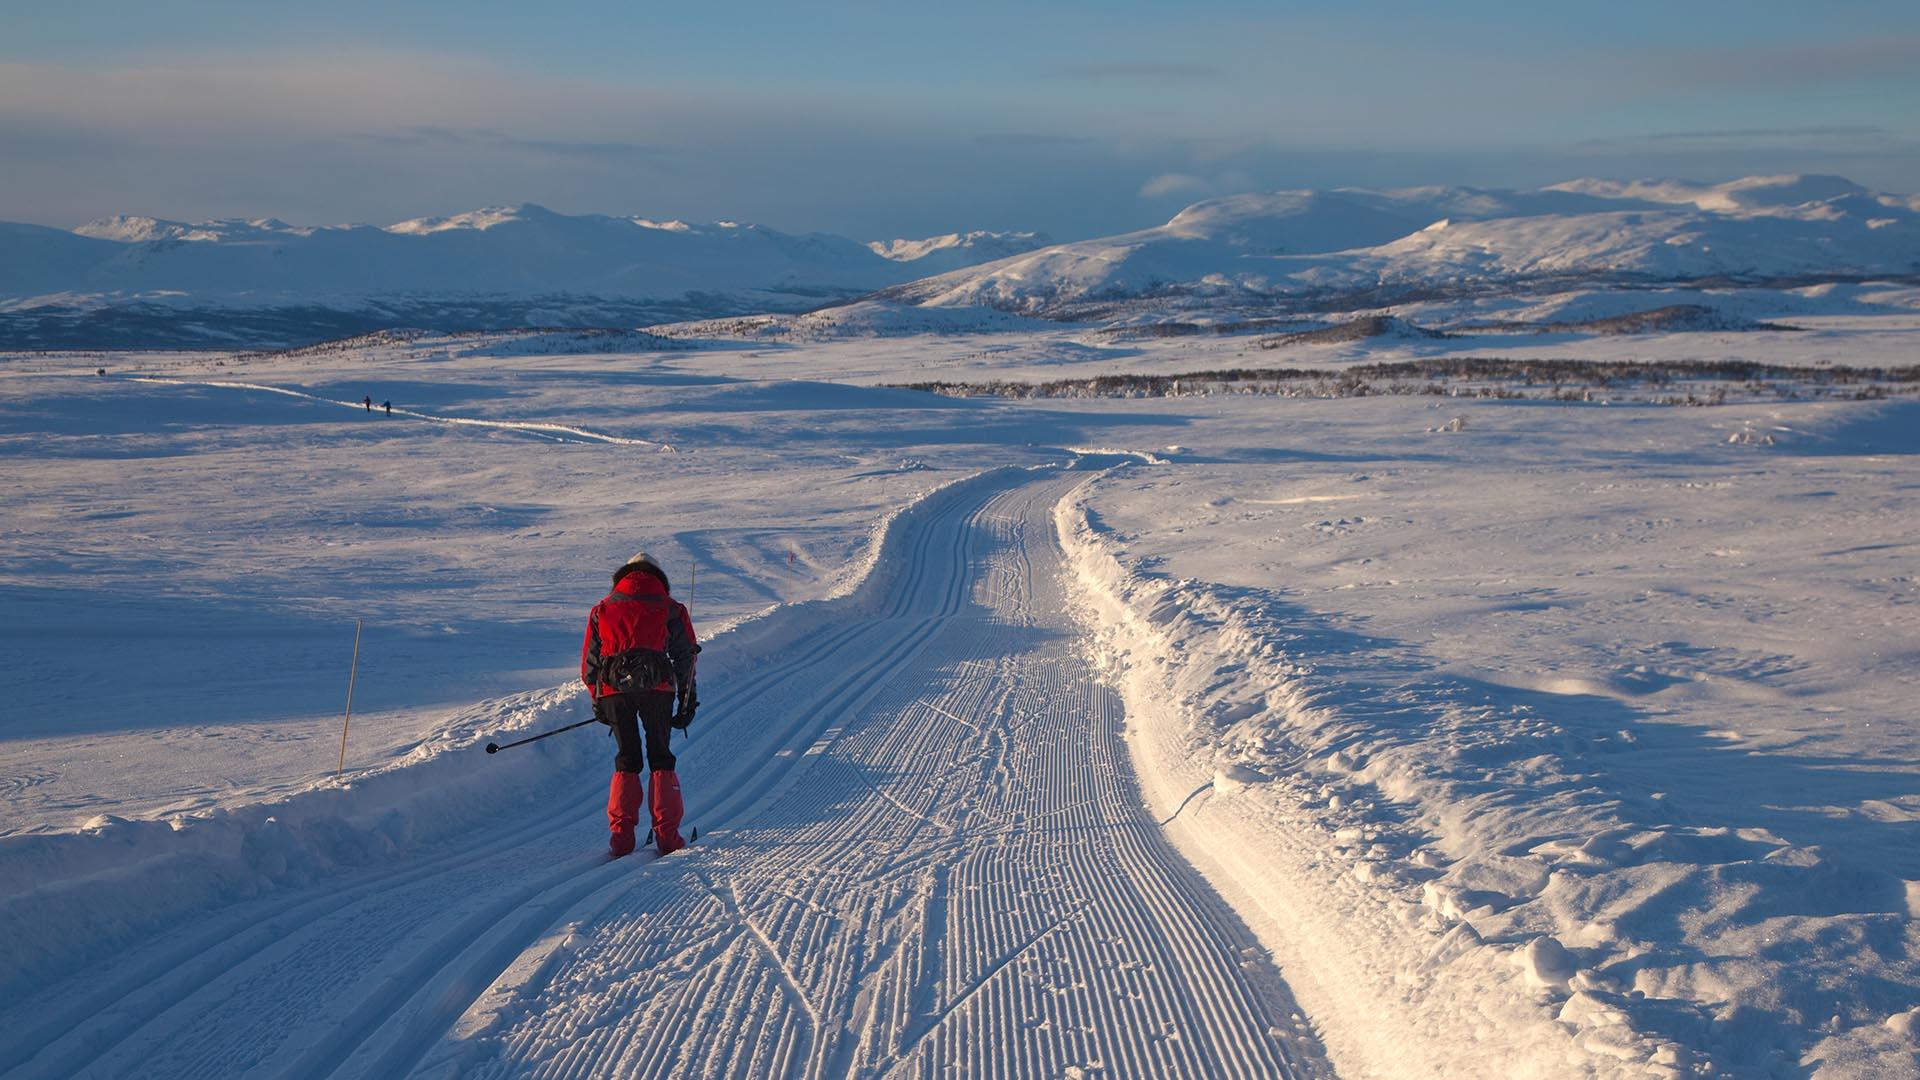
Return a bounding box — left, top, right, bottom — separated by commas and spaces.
0, 465, 1332, 1080
125, 377, 675, 450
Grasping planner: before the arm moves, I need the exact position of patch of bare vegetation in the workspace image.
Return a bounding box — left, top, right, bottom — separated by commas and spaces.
1458, 304, 1798, 336
892, 357, 1920, 405
1257, 315, 1450, 347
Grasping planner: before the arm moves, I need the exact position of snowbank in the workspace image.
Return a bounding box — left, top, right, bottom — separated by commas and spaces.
0, 686, 593, 1008
1054, 467, 1920, 1078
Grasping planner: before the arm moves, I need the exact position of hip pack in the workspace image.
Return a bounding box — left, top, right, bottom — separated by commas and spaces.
596, 646, 673, 694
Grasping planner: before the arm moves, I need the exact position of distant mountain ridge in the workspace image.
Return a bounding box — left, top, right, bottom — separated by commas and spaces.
2, 175, 1915, 348
867, 231, 1052, 275
9, 203, 1046, 307
0, 204, 1051, 347
888, 174, 1920, 319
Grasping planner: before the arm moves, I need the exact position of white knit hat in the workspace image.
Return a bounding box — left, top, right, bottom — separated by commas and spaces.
614, 550, 668, 588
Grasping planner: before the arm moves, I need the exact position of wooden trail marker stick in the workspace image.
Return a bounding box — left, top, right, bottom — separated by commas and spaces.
338, 619, 361, 779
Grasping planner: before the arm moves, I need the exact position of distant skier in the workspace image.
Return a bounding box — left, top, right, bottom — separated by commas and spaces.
382, 400, 392, 416
363, 395, 372, 412
581, 552, 699, 857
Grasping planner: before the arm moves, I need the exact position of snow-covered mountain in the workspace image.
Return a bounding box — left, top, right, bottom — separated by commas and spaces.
867, 230, 1051, 275
0, 205, 1050, 346
4, 176, 1916, 347
19, 204, 952, 304
892, 175, 1920, 318
74, 215, 321, 244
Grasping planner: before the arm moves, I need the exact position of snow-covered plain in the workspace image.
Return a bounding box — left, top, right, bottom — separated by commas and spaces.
2, 303, 1917, 1078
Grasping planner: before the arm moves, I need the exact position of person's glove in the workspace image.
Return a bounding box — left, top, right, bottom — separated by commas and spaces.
672, 687, 698, 731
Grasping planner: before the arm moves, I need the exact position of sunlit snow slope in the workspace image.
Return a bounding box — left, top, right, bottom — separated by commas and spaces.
893, 174, 1920, 317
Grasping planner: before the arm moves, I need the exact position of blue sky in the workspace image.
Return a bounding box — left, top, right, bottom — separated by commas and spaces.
3, 1, 1917, 239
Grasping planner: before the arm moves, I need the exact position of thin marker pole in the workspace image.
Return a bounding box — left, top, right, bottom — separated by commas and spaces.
338, 619, 362, 779
689, 559, 696, 606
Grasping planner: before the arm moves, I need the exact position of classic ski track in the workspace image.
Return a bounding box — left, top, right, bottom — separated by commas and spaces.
1, 481, 979, 1079
3, 609, 884, 1077
429, 470, 1332, 1080
326, 490, 987, 1079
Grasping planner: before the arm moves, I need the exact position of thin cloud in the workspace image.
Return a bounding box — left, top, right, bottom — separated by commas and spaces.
1139, 173, 1209, 198
346, 126, 659, 161
970, 132, 1097, 150
1055, 61, 1223, 81
352, 127, 477, 148
1659, 36, 1920, 90
496, 135, 660, 160
1582, 125, 1889, 146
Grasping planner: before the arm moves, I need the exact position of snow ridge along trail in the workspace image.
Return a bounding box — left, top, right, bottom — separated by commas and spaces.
0, 463, 1332, 1080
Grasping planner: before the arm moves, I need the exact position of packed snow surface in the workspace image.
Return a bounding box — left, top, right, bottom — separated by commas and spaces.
2, 312, 1917, 1077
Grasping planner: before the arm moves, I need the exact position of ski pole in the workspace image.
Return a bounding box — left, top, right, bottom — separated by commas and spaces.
485, 716, 599, 754
338, 618, 361, 779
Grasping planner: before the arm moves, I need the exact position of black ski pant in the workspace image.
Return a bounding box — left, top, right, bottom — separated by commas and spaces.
594, 690, 677, 774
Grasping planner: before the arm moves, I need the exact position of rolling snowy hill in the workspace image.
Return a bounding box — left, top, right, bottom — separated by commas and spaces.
4, 176, 1916, 348
889, 174, 1920, 319
0, 205, 1043, 348
867, 229, 1052, 275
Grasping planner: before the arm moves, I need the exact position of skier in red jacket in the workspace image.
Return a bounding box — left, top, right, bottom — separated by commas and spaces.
581, 552, 699, 857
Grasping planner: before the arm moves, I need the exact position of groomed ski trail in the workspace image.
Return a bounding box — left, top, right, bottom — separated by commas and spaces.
1, 464, 1332, 1080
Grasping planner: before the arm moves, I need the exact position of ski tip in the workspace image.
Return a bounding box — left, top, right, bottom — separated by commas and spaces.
691, 826, 698, 843
484, 742, 499, 754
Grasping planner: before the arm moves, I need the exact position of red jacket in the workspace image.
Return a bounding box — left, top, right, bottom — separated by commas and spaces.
581, 570, 698, 698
